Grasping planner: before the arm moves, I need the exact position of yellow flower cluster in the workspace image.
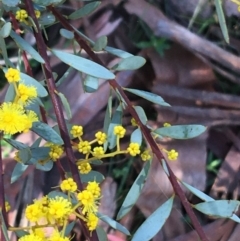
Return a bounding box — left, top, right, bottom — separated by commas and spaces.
95, 131, 107, 144
141, 150, 152, 161
131, 118, 138, 127
163, 122, 171, 127
15, 9, 28, 22
78, 162, 92, 174
5, 201, 11, 212
127, 143, 140, 156
92, 146, 105, 157
70, 125, 83, 138
60, 178, 77, 192
1, 68, 39, 135
114, 125, 126, 138
167, 149, 178, 161
78, 141, 91, 154
47, 143, 64, 161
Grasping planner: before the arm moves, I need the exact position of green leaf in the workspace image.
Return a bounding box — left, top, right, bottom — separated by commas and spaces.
105, 46, 133, 58
56, 66, 74, 87
36, 160, 53, 171
47, 191, 68, 199
84, 75, 99, 93
33, 0, 62, 6
93, 36, 108, 51
130, 128, 142, 146
0, 37, 13, 67
5, 84, 15, 102
124, 88, 170, 107
64, 222, 76, 236
2, 0, 19, 7
29, 147, 51, 165
51, 49, 115, 79
11, 163, 28, 183
112, 56, 146, 71
134, 106, 148, 125
96, 227, 108, 241
4, 138, 28, 150
68, 1, 101, 19
97, 213, 130, 235
117, 160, 151, 220
57, 92, 72, 119
60, 28, 74, 39
0, 22, 12, 38
31, 138, 42, 148
154, 125, 206, 139
0, 210, 10, 241
39, 13, 56, 25
15, 230, 29, 238
132, 196, 174, 241
193, 200, 239, 218
80, 170, 105, 183
31, 122, 64, 145
18, 148, 31, 164
214, 0, 229, 43
20, 73, 48, 97
10, 31, 45, 63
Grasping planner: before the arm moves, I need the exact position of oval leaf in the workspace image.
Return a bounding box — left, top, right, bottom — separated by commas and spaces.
51, 49, 115, 79
11, 163, 28, 183
36, 160, 53, 171
2, 0, 19, 7
134, 106, 148, 125
31, 122, 63, 145
10, 31, 45, 63
0, 22, 12, 38
4, 84, 15, 102
97, 213, 130, 236
130, 128, 142, 146
124, 88, 170, 106
93, 36, 108, 51
80, 170, 105, 183
154, 125, 206, 139
60, 28, 74, 39
68, 1, 101, 19
113, 56, 146, 71
193, 200, 240, 218
117, 160, 151, 220
96, 227, 108, 241
57, 92, 72, 119
132, 196, 174, 241
105, 46, 133, 58
84, 75, 99, 93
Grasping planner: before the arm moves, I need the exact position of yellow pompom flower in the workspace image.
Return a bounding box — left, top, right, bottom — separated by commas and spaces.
49, 230, 70, 241
77, 190, 98, 214
78, 141, 91, 154
48, 196, 72, 221
17, 84, 37, 105
92, 146, 105, 157
127, 143, 140, 156
5, 68, 20, 83
19, 234, 43, 241
32, 228, 45, 239
0, 102, 38, 135
60, 178, 77, 192
141, 150, 152, 161
35, 10, 41, 19
15, 9, 28, 22
70, 125, 83, 138
163, 122, 171, 127
5, 201, 11, 212
46, 143, 64, 161
86, 213, 99, 231
131, 118, 138, 127
25, 199, 47, 223
86, 181, 101, 199
78, 162, 92, 174
95, 131, 107, 145
114, 125, 126, 138
167, 149, 178, 161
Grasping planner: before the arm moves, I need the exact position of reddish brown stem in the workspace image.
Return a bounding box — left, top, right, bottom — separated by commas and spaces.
49, 6, 208, 241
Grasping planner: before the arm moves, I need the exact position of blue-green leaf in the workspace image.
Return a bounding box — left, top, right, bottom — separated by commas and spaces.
47, 191, 68, 199
18, 148, 31, 164
134, 106, 148, 125
10, 31, 45, 63
20, 73, 48, 97
57, 92, 72, 119
117, 160, 151, 220
68, 1, 101, 19
15, 230, 29, 238
51, 49, 115, 80
93, 36, 107, 51
11, 163, 28, 183
31, 122, 64, 145
36, 160, 53, 171
97, 213, 130, 235
124, 88, 170, 107
0, 37, 13, 67
0, 22, 12, 38
130, 128, 142, 146
96, 227, 108, 241
84, 75, 99, 93
60, 29, 74, 39
132, 196, 174, 241
112, 56, 146, 71
2, 0, 19, 7
39, 13, 56, 25
4, 138, 28, 150
154, 125, 206, 139
5, 84, 15, 102
80, 170, 105, 183
64, 221, 76, 236
105, 46, 133, 58
33, 0, 62, 6
214, 0, 229, 43
193, 200, 240, 218
0, 210, 10, 241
